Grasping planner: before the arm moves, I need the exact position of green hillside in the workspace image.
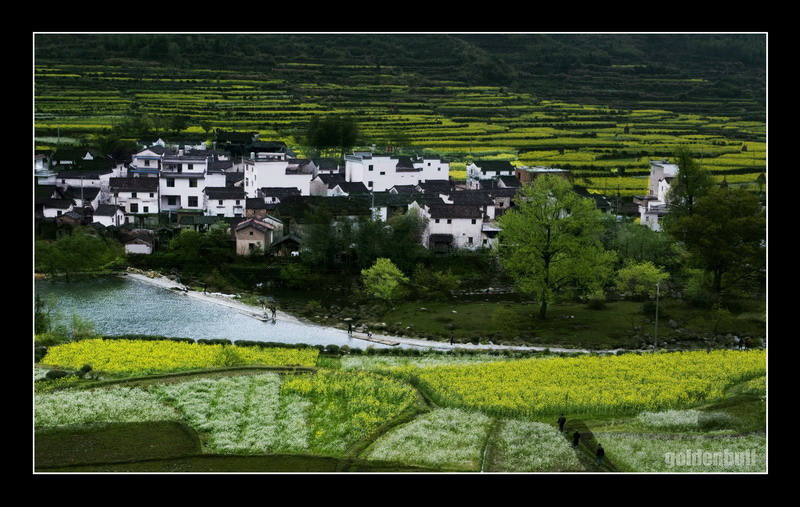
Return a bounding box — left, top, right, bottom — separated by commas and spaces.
34, 33, 767, 195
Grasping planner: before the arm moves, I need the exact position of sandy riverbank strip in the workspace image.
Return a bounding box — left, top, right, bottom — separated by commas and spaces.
121, 270, 594, 353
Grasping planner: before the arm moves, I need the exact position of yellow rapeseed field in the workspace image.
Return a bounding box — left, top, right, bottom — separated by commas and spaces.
394, 350, 765, 417
40, 339, 319, 374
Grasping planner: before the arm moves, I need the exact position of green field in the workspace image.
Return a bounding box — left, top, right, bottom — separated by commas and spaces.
34, 342, 766, 473
34, 60, 765, 198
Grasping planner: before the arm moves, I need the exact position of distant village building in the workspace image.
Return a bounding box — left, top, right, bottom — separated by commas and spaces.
514, 166, 573, 185
466, 160, 517, 190
634, 159, 680, 231
344, 152, 450, 192
233, 217, 282, 255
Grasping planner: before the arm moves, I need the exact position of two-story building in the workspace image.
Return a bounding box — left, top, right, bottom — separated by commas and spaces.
203, 187, 246, 218
344, 152, 450, 192
634, 159, 679, 231
159, 151, 227, 213
466, 160, 517, 190
412, 202, 486, 252
109, 177, 160, 217
243, 151, 315, 197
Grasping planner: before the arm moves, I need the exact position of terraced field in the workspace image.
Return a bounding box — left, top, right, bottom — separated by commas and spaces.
34, 60, 766, 197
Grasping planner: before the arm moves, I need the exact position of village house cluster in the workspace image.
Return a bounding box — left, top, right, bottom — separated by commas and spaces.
35, 131, 624, 256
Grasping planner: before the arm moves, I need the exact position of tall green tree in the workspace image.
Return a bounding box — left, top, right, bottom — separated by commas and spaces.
497, 175, 616, 319
361, 258, 410, 303
666, 187, 765, 296
664, 147, 714, 222
305, 115, 359, 160
35, 228, 124, 278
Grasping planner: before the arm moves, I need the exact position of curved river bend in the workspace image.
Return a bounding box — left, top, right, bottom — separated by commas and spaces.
35, 275, 396, 349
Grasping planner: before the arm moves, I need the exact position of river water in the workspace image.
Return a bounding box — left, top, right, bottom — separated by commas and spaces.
34, 275, 394, 349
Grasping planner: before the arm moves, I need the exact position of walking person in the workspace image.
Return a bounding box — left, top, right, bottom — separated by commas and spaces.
596, 444, 605, 466
348, 321, 353, 335
558, 414, 566, 433
572, 430, 581, 449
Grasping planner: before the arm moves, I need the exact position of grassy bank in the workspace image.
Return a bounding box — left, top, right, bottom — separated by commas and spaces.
364, 297, 766, 350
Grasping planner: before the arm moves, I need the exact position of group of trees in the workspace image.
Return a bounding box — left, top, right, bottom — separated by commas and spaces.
494, 152, 765, 319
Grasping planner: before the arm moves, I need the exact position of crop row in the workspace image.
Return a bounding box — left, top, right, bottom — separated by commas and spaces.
40, 339, 319, 375
384, 350, 766, 418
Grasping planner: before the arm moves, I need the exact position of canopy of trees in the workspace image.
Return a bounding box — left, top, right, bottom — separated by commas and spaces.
497, 175, 616, 319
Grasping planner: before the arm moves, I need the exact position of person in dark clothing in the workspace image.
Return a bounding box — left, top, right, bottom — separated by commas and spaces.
558, 414, 566, 432
572, 430, 581, 448
596, 444, 605, 465
348, 322, 353, 335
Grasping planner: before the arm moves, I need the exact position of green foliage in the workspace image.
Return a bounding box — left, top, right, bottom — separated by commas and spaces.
36, 312, 99, 347
304, 115, 359, 159
664, 147, 714, 221
666, 187, 765, 295
604, 219, 682, 270
361, 258, 410, 303
35, 228, 124, 276
615, 261, 670, 300
497, 175, 616, 319
167, 223, 233, 275
411, 264, 460, 299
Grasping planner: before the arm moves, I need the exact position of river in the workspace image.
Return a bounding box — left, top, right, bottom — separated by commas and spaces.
34, 274, 403, 349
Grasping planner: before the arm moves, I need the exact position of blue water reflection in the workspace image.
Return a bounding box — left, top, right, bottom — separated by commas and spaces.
35, 276, 391, 349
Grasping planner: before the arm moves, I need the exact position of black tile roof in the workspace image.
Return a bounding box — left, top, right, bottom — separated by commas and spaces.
110, 177, 159, 192
427, 204, 483, 219
204, 187, 246, 199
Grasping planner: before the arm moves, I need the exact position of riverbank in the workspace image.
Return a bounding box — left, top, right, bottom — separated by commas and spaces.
122, 270, 593, 354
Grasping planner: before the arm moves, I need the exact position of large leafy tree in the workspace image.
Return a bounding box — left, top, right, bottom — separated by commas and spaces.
304, 115, 359, 160
497, 175, 616, 319
666, 186, 765, 295
361, 258, 410, 303
35, 227, 123, 279
664, 147, 714, 223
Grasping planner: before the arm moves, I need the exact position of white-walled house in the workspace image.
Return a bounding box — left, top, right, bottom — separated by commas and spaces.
203, 187, 246, 218
243, 152, 314, 197
345, 152, 449, 192
91, 204, 126, 227
109, 177, 160, 217
466, 160, 516, 189
634, 159, 679, 231
159, 152, 227, 213
55, 170, 113, 195
412, 202, 486, 252
440, 190, 496, 220
128, 147, 168, 177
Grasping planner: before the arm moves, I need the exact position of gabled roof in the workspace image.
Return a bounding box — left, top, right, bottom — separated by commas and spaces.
94, 204, 123, 216
369, 193, 420, 207
56, 170, 111, 179
395, 156, 418, 172
333, 181, 370, 194
234, 217, 276, 233
260, 187, 302, 197
389, 184, 420, 194
447, 191, 495, 206
110, 177, 159, 192
314, 173, 346, 188
472, 160, 515, 172
427, 204, 483, 219
204, 187, 246, 199
417, 180, 452, 193
275, 196, 372, 221
498, 175, 521, 187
